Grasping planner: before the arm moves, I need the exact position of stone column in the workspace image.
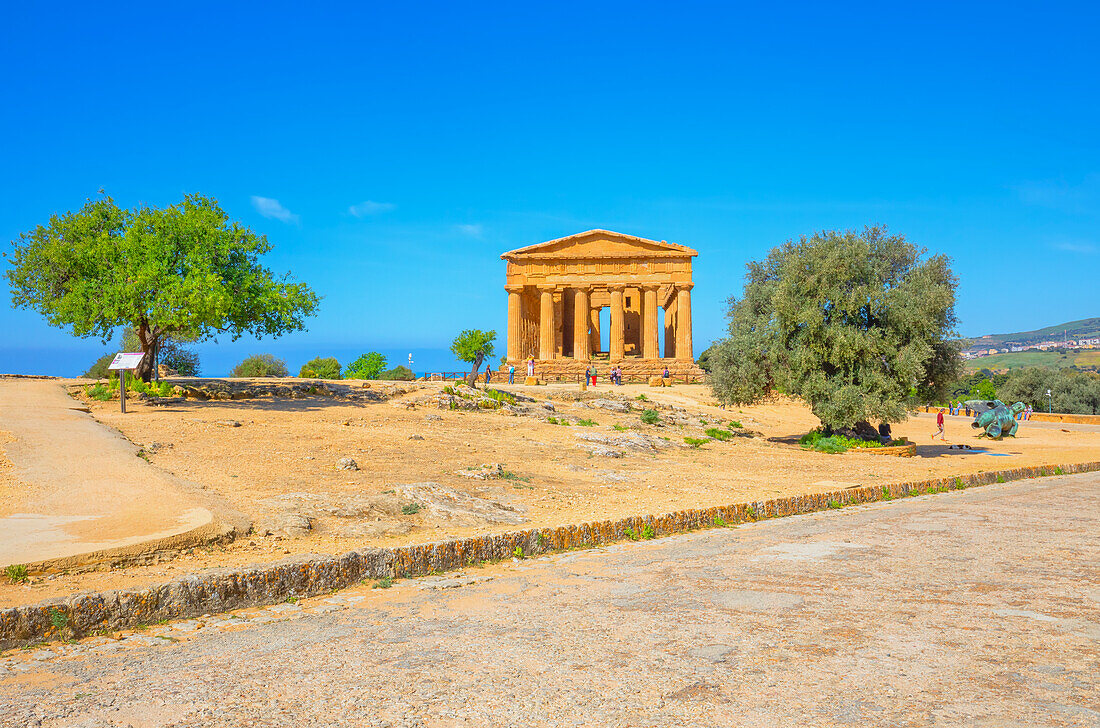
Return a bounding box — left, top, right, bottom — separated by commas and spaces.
538, 286, 555, 360
676, 285, 694, 360
572, 287, 590, 361
643, 286, 659, 359
610, 287, 625, 360
506, 286, 523, 361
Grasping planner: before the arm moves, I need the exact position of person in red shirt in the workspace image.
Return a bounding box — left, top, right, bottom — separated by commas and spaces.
931, 407, 946, 440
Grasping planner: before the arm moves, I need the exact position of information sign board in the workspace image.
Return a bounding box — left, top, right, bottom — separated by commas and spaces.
108, 352, 146, 370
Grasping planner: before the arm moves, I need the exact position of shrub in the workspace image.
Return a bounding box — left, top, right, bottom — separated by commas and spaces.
5, 564, 28, 584
684, 437, 708, 448
344, 352, 387, 380
576, 418, 597, 427
799, 431, 848, 454
300, 356, 342, 380
401, 503, 422, 515
799, 429, 882, 453
483, 389, 516, 405
705, 427, 733, 441
641, 524, 655, 539
232, 354, 288, 378
730, 420, 743, 429
85, 383, 113, 401
640, 409, 660, 425
379, 365, 415, 381
612, 423, 628, 432
84, 352, 115, 379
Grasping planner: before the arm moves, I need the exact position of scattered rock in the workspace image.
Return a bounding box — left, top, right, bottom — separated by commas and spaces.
540, 401, 556, 411
216, 420, 241, 427
254, 513, 313, 538
336, 458, 359, 471
425, 414, 443, 421
143, 441, 173, 453
397, 482, 527, 525
455, 463, 505, 480
574, 431, 673, 455
408, 434, 424, 441
588, 398, 630, 413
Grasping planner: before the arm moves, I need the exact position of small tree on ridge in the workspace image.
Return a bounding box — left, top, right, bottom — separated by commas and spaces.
451, 329, 496, 388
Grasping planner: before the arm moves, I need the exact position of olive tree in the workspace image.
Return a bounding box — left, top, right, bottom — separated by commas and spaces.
709, 226, 961, 430
450, 329, 496, 388
5, 194, 319, 381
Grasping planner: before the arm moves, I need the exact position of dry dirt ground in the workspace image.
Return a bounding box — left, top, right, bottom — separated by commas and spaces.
2, 473, 1097, 727
2, 378, 1098, 608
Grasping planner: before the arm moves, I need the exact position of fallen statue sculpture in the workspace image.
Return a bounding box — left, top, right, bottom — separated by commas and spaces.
965, 399, 1026, 439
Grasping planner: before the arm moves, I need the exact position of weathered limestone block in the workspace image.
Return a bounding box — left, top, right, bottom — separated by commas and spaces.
524, 376, 540, 386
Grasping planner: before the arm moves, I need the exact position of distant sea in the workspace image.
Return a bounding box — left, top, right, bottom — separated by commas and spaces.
0, 343, 471, 379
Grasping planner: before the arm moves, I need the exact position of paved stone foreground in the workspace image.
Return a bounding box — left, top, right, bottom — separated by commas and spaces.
2, 474, 1098, 728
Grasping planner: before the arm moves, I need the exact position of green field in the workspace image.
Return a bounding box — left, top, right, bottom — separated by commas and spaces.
966, 349, 1100, 372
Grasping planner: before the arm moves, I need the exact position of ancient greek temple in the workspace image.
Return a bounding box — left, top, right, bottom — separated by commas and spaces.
500, 229, 704, 380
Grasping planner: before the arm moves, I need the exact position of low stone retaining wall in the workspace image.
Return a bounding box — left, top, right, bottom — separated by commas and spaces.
918, 405, 1100, 425
3, 459, 1098, 650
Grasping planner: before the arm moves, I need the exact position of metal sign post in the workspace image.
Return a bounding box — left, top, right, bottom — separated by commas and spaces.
107, 352, 147, 414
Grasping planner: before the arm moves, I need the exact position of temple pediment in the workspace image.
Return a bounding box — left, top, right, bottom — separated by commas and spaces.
501, 229, 697, 261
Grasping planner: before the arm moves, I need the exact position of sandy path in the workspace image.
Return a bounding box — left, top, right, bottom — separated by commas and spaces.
0, 380, 246, 570
2, 474, 1096, 726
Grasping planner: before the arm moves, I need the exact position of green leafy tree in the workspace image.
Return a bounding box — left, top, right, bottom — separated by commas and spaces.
299, 356, 341, 379
450, 329, 496, 388
969, 379, 997, 401
231, 353, 288, 378
6, 194, 319, 382
344, 352, 387, 379
709, 226, 961, 430
999, 367, 1100, 414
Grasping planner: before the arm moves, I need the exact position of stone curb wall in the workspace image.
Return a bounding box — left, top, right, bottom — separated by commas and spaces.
3, 459, 1098, 650
918, 405, 1100, 425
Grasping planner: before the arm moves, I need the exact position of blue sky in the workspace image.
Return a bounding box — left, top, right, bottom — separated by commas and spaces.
2, 2, 1098, 376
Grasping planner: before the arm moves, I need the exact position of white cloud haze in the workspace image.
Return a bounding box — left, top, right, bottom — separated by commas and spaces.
250, 196, 299, 224
455, 223, 483, 237
348, 200, 396, 217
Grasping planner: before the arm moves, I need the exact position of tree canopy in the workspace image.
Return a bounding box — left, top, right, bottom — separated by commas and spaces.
450, 329, 496, 387
709, 226, 961, 430
300, 356, 342, 380
344, 352, 387, 380
5, 193, 319, 380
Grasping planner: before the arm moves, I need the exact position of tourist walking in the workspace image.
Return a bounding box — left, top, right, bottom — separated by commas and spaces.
527, 357, 535, 378
590, 365, 598, 386
485, 364, 491, 383
931, 408, 946, 440
508, 363, 515, 384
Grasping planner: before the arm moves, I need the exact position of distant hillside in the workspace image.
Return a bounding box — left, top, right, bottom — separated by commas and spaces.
963, 318, 1100, 349
964, 349, 1100, 372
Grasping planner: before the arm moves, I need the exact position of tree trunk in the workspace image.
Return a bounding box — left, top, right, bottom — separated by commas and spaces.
135, 322, 156, 383
466, 353, 484, 389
